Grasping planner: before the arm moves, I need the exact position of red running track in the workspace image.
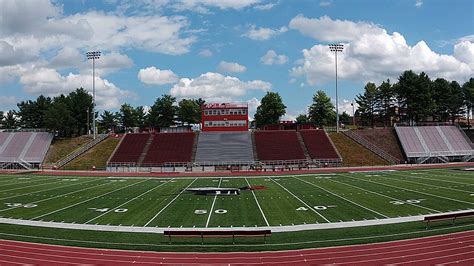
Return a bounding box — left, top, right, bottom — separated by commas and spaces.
0, 230, 473, 265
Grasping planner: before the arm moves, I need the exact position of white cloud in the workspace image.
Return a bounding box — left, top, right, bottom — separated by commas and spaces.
198, 49, 213, 57
0, 41, 30, 66
290, 15, 474, 85
49, 47, 83, 69
172, 0, 261, 13
0, 96, 18, 106
246, 97, 261, 119
319, 1, 331, 7
170, 72, 271, 102
138, 66, 179, 85
217, 61, 247, 73
254, 2, 276, 10
289, 15, 383, 42
415, 0, 423, 8
242, 25, 287, 41
338, 100, 358, 115
260, 50, 288, 65
18, 67, 133, 109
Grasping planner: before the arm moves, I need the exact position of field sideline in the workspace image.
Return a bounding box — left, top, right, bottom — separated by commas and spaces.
0, 168, 473, 229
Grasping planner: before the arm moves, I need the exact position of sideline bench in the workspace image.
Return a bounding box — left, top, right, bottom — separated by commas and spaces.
163, 230, 271, 244
424, 211, 474, 229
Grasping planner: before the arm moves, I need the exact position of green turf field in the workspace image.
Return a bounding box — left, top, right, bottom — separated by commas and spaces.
0, 168, 472, 228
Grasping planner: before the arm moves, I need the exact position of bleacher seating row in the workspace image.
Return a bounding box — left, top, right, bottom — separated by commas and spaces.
0, 132, 53, 167
109, 130, 341, 167
395, 126, 473, 162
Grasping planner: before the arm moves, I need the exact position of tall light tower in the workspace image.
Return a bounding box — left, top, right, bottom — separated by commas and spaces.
86, 51, 101, 139
328, 44, 343, 132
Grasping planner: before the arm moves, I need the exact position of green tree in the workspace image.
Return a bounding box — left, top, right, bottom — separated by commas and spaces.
148, 94, 177, 128
16, 95, 52, 128
447, 81, 465, 124
177, 99, 201, 125
135, 106, 147, 129
376, 80, 395, 126
295, 114, 309, 124
0, 111, 3, 128
432, 78, 453, 121
98, 111, 118, 133
395, 70, 434, 123
340, 111, 351, 125
462, 78, 474, 129
254, 92, 286, 128
355, 82, 378, 127
44, 95, 76, 137
3, 110, 17, 129
308, 90, 335, 127
68, 88, 93, 135
119, 103, 138, 131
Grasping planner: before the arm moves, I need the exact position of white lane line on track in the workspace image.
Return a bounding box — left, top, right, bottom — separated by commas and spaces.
332, 247, 473, 266
270, 177, 331, 223
31, 179, 149, 220
0, 179, 111, 213
245, 177, 270, 226
331, 175, 441, 213
85, 179, 173, 224
0, 254, 78, 265
1, 233, 473, 261
0, 178, 102, 201
293, 176, 389, 218
205, 178, 222, 228
143, 178, 197, 227
380, 172, 474, 194
349, 175, 474, 205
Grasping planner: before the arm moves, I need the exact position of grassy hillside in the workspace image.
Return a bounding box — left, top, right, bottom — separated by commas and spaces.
62, 136, 121, 170
44, 135, 93, 166
329, 132, 389, 167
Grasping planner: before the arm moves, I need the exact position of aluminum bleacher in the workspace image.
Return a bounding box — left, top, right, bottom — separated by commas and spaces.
109, 133, 150, 164
395, 125, 473, 163
0, 132, 53, 168
142, 132, 195, 166
300, 130, 340, 160
194, 132, 254, 163
254, 131, 306, 161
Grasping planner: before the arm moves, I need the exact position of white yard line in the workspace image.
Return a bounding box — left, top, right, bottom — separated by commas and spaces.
0, 179, 63, 192
382, 172, 474, 194
0, 179, 112, 212
270, 177, 331, 223
349, 175, 474, 206
294, 176, 389, 218
0, 178, 102, 201
333, 175, 441, 213
85, 179, 173, 224
205, 178, 222, 228
143, 178, 197, 227
31, 179, 148, 220
245, 178, 269, 226
406, 172, 474, 186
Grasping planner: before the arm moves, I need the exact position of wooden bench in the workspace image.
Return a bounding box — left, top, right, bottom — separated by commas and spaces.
163, 230, 271, 244
424, 211, 474, 229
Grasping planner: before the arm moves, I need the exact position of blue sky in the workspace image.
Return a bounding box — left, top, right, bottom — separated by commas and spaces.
0, 0, 473, 119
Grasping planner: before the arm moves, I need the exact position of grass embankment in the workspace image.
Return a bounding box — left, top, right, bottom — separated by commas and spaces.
62, 136, 121, 170
43, 136, 93, 166
329, 132, 389, 167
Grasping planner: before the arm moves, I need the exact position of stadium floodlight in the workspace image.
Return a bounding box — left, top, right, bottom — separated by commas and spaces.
328, 44, 344, 132
86, 51, 101, 139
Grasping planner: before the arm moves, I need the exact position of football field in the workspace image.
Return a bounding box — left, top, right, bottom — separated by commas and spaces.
0, 168, 473, 229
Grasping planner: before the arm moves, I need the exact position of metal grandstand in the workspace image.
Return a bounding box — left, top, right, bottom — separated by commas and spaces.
394, 124, 474, 164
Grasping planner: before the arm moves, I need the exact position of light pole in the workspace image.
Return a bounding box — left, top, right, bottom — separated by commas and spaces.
329, 44, 343, 132
351, 101, 355, 126
86, 51, 101, 139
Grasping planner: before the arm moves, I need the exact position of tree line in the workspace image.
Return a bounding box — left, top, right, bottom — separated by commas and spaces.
0, 88, 204, 137
356, 71, 474, 127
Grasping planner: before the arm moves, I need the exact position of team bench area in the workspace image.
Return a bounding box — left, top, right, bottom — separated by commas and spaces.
163, 230, 272, 244
424, 211, 474, 229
